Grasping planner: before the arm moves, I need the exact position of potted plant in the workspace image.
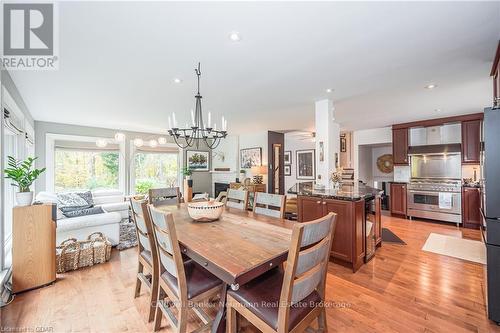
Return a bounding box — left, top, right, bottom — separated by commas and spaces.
4, 156, 46, 206
182, 167, 193, 180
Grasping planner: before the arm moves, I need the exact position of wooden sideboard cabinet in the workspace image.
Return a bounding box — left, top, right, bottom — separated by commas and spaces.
390, 183, 407, 217
12, 204, 57, 293
392, 128, 409, 165
462, 187, 481, 229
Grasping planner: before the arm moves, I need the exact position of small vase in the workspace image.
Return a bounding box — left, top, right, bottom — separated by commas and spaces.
16, 191, 34, 206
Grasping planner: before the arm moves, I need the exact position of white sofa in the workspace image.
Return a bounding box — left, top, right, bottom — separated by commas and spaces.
36, 190, 130, 246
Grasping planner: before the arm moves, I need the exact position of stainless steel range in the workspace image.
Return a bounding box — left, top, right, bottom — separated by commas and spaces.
407, 153, 462, 224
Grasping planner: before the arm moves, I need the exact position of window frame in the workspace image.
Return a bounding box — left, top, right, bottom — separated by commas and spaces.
46, 134, 126, 193
129, 143, 182, 195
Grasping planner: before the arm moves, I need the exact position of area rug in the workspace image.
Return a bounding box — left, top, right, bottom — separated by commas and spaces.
382, 228, 406, 245
116, 217, 137, 250
422, 233, 486, 264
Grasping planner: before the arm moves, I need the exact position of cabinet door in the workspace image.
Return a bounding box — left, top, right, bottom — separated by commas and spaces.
390, 183, 407, 216
392, 128, 409, 165
323, 199, 353, 263
462, 120, 481, 164
463, 188, 481, 229
298, 197, 325, 222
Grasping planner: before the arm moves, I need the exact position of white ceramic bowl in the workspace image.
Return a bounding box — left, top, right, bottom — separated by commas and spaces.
187, 201, 225, 222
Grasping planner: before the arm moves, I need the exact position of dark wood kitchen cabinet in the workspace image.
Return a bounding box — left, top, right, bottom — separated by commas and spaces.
491, 41, 500, 108
392, 128, 409, 165
462, 187, 481, 229
461, 119, 481, 164
297, 196, 366, 272
390, 183, 407, 217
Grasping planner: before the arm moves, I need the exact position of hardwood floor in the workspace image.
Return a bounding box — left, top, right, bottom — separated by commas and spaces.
2, 215, 499, 332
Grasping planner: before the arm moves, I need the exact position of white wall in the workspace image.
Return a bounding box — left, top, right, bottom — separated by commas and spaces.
372, 145, 393, 182
211, 135, 239, 171
353, 126, 392, 182
358, 146, 373, 185
284, 133, 316, 192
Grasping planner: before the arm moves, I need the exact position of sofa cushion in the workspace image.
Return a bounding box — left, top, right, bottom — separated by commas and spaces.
93, 195, 125, 205
76, 191, 94, 206
92, 189, 123, 197
100, 202, 130, 219
63, 206, 104, 218
36, 192, 58, 203
57, 193, 91, 212
56, 212, 122, 233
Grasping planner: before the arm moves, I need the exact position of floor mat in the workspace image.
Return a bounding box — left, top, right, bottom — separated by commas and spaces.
382, 228, 406, 245
422, 233, 486, 264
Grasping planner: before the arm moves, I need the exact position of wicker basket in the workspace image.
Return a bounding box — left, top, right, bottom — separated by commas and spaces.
56, 232, 112, 273
56, 238, 80, 273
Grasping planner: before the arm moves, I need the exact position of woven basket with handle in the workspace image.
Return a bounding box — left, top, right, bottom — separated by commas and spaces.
56, 232, 112, 273
56, 238, 80, 273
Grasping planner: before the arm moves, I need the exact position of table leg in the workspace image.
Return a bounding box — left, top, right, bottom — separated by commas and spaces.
212, 283, 228, 333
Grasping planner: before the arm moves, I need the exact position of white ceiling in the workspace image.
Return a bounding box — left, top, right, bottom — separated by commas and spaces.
8, 1, 500, 134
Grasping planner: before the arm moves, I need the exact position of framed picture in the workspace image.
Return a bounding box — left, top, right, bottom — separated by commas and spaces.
284, 165, 291, 176
284, 151, 292, 165
186, 150, 209, 171
340, 134, 347, 153
240, 147, 262, 169
296, 149, 316, 180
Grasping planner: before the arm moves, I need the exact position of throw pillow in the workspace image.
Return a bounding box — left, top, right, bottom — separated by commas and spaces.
57, 193, 91, 212
76, 191, 94, 207
63, 206, 105, 218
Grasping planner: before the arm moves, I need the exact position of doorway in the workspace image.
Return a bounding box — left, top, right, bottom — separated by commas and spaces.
268, 131, 284, 194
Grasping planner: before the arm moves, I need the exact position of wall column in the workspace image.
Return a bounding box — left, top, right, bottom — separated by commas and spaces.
315, 99, 340, 187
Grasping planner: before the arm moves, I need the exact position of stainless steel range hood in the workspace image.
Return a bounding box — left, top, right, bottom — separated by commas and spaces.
409, 123, 462, 154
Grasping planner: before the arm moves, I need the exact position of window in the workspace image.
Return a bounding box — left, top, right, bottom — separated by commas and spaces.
134, 152, 178, 194
54, 149, 120, 192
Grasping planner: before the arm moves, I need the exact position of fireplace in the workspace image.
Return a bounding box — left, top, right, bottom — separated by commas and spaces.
214, 182, 230, 198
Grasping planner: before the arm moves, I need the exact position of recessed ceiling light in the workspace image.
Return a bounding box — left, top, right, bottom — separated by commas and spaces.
425, 84, 437, 89
435, 108, 441, 112
229, 32, 241, 42
326, 88, 333, 93
173, 78, 182, 84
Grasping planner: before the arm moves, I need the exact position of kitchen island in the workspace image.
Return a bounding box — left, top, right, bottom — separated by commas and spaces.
288, 182, 383, 272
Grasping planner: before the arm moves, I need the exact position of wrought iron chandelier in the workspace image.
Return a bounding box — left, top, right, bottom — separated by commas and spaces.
168, 63, 227, 149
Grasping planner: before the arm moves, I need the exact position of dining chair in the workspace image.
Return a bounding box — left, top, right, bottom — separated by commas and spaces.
226, 212, 337, 333
253, 192, 287, 219
215, 191, 228, 203
226, 189, 249, 210
148, 206, 223, 333
148, 187, 181, 207
130, 198, 159, 323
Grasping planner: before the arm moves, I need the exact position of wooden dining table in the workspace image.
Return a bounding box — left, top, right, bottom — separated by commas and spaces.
157, 203, 296, 333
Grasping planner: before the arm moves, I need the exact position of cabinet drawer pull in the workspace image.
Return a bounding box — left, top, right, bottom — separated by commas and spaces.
322, 202, 326, 205
316, 201, 321, 204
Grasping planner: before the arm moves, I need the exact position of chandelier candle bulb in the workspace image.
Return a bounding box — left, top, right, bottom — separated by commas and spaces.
208, 112, 211, 128
168, 116, 172, 129
191, 109, 195, 127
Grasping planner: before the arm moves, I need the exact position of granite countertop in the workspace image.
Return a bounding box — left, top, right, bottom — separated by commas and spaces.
288, 182, 383, 201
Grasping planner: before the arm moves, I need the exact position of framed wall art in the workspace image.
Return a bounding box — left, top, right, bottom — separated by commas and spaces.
296, 149, 316, 180
240, 147, 262, 169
